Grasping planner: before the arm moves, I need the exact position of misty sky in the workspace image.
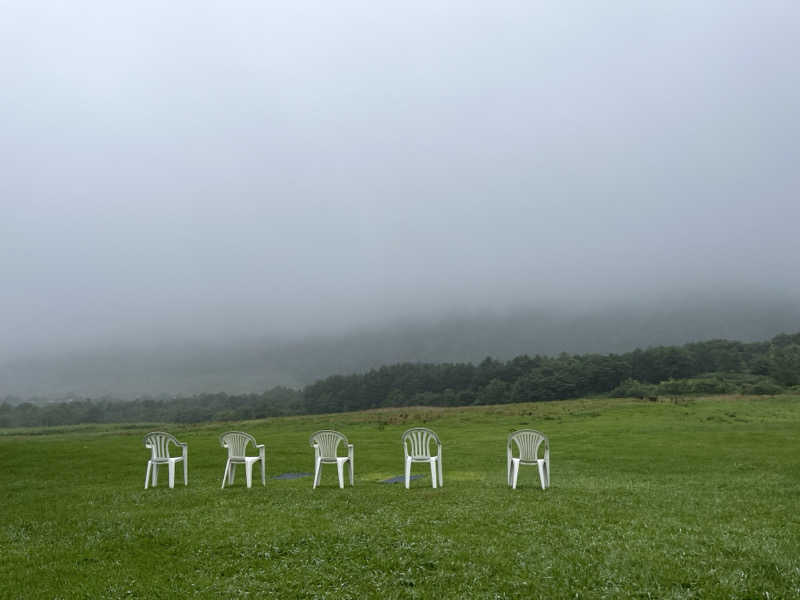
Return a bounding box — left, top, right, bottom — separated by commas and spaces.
2, 1, 800, 360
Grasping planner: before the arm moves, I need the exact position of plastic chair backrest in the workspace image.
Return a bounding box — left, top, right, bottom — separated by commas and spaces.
402, 427, 441, 458
220, 431, 257, 458
309, 430, 347, 458
508, 429, 547, 461
144, 431, 181, 460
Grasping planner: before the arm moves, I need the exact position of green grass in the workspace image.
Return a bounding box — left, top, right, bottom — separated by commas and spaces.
1, 395, 799, 599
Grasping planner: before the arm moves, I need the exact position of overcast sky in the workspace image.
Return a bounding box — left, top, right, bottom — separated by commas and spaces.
2, 1, 799, 359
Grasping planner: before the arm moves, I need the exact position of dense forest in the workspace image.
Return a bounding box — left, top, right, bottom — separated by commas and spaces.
1, 332, 798, 428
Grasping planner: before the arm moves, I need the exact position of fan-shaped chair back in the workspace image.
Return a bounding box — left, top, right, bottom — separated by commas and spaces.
144, 431, 181, 461
402, 427, 441, 459
508, 429, 548, 462
220, 431, 257, 459
143, 432, 187, 489
309, 430, 348, 458
219, 431, 265, 489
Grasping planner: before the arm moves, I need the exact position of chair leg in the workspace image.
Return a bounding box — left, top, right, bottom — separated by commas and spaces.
313, 457, 321, 489
221, 460, 230, 489
261, 458, 266, 487
183, 457, 188, 486
229, 464, 236, 485
405, 458, 411, 489
539, 461, 548, 490
430, 460, 437, 488
337, 461, 344, 489
507, 458, 512, 486
168, 462, 175, 489
349, 459, 354, 487
152, 463, 159, 487
438, 457, 443, 487
245, 462, 253, 489
512, 460, 520, 490
145, 462, 152, 490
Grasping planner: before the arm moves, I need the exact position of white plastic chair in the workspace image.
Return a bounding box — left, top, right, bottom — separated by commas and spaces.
401, 427, 443, 489
144, 431, 187, 489
507, 429, 550, 490
220, 431, 266, 489
310, 430, 353, 489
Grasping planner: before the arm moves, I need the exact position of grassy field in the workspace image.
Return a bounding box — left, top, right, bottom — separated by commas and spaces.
1, 395, 799, 599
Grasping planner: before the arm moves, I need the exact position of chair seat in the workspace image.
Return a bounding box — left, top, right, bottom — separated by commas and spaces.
228, 456, 262, 465
149, 456, 183, 464
319, 456, 350, 464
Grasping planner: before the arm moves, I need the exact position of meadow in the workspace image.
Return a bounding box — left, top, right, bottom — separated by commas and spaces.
1, 395, 799, 599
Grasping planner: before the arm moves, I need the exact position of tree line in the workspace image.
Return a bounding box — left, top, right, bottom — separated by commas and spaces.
2, 333, 798, 428
0, 387, 303, 429
302, 333, 800, 413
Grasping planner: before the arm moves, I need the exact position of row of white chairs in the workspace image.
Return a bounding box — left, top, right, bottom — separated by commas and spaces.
144, 427, 550, 491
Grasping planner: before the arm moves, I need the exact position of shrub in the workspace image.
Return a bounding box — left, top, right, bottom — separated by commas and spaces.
687, 377, 734, 395
610, 378, 657, 399
741, 381, 784, 395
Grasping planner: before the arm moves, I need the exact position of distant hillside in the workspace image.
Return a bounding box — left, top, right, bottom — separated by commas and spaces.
2, 330, 798, 428
2, 296, 800, 399
302, 331, 800, 415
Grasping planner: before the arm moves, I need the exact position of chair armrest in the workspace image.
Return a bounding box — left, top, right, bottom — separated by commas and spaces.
256, 444, 265, 449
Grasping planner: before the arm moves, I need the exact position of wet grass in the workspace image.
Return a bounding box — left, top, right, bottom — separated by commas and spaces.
1, 395, 799, 598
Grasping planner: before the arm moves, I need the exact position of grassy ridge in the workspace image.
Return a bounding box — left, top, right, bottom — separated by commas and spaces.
1, 396, 799, 598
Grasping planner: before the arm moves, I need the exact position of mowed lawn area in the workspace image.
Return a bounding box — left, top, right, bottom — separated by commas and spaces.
1, 396, 799, 599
